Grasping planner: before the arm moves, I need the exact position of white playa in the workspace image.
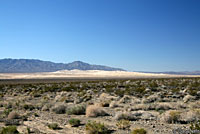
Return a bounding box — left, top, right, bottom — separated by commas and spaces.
0, 70, 199, 79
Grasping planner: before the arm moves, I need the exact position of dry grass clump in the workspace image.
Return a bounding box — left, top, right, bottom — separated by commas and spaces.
119, 95, 132, 104
99, 93, 110, 100
179, 109, 200, 123
131, 104, 149, 111
183, 95, 196, 103
114, 112, 136, 121
51, 104, 66, 114
142, 94, 160, 104
7, 111, 20, 120
109, 101, 118, 108
67, 104, 86, 115
155, 103, 173, 111
116, 119, 130, 130
189, 101, 200, 109
161, 110, 181, 124
86, 105, 108, 117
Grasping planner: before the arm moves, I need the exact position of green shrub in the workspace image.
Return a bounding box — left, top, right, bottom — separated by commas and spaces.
51, 105, 66, 114
69, 118, 81, 127
48, 123, 59, 130
27, 127, 31, 134
85, 121, 109, 134
23, 104, 35, 110
162, 110, 181, 124
135, 86, 146, 94
0, 126, 19, 134
116, 119, 130, 130
190, 120, 200, 130
169, 111, 181, 123
67, 105, 86, 115
131, 128, 147, 134
3, 109, 12, 117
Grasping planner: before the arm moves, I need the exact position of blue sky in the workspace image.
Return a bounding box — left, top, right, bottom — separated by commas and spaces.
0, 0, 200, 71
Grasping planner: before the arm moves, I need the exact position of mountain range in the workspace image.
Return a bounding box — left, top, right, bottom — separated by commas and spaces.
0, 58, 124, 73
0, 58, 199, 75
142, 71, 200, 75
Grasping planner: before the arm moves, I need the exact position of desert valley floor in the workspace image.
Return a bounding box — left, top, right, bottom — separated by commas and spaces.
0, 71, 200, 134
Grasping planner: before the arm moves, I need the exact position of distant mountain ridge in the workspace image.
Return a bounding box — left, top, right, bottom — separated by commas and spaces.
161, 71, 200, 75
0, 59, 125, 73
143, 71, 200, 75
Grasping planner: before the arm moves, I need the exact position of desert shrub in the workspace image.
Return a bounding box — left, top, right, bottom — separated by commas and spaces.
0, 126, 19, 134
22, 104, 35, 110
48, 123, 59, 130
183, 95, 196, 103
86, 105, 108, 117
42, 103, 52, 111
4, 109, 12, 117
114, 89, 125, 97
51, 105, 66, 114
135, 86, 146, 94
0, 93, 4, 98
7, 111, 19, 120
180, 109, 200, 123
114, 112, 136, 121
109, 101, 118, 108
168, 111, 181, 123
131, 128, 147, 134
4, 119, 20, 126
85, 121, 109, 134
67, 104, 86, 115
98, 101, 110, 107
27, 127, 31, 134
69, 118, 81, 127
116, 119, 130, 130
34, 112, 39, 117
190, 120, 200, 130
155, 103, 173, 111
161, 110, 181, 124
30, 91, 41, 98
5, 102, 13, 109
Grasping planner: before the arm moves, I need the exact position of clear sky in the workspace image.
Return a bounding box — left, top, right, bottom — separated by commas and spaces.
0, 0, 200, 72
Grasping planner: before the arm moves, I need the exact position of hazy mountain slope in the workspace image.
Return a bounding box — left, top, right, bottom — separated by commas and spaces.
0, 59, 124, 73
143, 71, 200, 75
161, 71, 200, 75
66, 61, 123, 71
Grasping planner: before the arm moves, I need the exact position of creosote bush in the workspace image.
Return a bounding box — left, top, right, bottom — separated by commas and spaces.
161, 110, 181, 124
0, 126, 19, 134
69, 118, 81, 127
116, 119, 131, 130
48, 123, 59, 130
114, 112, 135, 121
51, 105, 66, 114
85, 121, 109, 134
4, 109, 12, 117
190, 120, 200, 130
67, 105, 86, 115
22, 104, 35, 111
131, 128, 147, 134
